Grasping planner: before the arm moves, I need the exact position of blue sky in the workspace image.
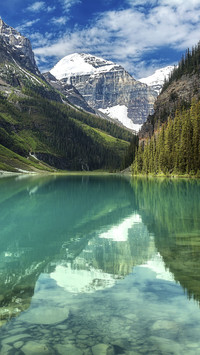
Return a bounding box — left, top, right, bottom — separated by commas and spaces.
1, 0, 200, 78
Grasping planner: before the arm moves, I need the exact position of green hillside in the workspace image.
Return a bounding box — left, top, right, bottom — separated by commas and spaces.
0, 86, 131, 172
0, 26, 137, 173
0, 27, 137, 173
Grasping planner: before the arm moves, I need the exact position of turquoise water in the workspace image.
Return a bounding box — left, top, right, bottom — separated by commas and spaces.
0, 175, 200, 354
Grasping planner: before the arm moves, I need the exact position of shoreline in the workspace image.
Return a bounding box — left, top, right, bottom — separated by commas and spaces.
131, 173, 200, 179
0, 169, 120, 177
1, 169, 199, 179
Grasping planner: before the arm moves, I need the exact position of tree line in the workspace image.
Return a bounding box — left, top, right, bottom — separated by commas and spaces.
162, 42, 200, 92
132, 99, 200, 176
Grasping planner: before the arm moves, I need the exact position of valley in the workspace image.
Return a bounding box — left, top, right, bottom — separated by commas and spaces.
0, 18, 199, 178
1, 4, 200, 354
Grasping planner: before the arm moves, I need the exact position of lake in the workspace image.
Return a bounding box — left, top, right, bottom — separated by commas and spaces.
0, 174, 200, 354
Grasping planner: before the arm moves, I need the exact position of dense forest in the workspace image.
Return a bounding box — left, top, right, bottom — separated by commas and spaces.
121, 134, 139, 170
132, 99, 200, 176
134, 40, 200, 177
140, 40, 200, 142
0, 86, 134, 171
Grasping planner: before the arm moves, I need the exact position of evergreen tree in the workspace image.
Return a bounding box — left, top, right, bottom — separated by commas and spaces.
190, 99, 200, 172
132, 100, 200, 177
179, 110, 193, 173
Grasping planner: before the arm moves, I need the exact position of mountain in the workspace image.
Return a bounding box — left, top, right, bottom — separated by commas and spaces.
43, 71, 96, 114
43, 72, 129, 127
132, 42, 200, 177
49, 53, 157, 132
0, 18, 39, 75
0, 19, 134, 173
138, 66, 175, 94
140, 43, 200, 140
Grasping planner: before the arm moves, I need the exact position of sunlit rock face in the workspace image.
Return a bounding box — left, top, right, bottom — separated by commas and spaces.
0, 19, 38, 72
43, 72, 96, 114
50, 53, 157, 130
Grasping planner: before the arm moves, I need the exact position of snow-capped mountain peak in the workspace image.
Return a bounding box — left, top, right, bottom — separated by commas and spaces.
50, 53, 120, 81
49, 52, 157, 131
138, 66, 175, 94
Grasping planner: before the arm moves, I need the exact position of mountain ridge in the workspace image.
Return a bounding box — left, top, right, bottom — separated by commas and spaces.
138, 66, 175, 94
0, 19, 134, 172
48, 52, 157, 131
0, 18, 39, 75
50, 53, 121, 80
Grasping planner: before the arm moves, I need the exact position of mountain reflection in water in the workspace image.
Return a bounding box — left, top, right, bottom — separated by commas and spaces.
0, 175, 200, 354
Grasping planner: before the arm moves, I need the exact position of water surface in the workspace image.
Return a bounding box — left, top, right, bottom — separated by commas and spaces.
0, 175, 200, 354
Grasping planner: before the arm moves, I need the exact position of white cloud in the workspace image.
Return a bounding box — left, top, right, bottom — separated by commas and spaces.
59, 0, 82, 12
16, 19, 40, 32
52, 17, 68, 26
47, 6, 56, 12
27, 1, 45, 12
34, 0, 200, 77
29, 31, 54, 47
125, 0, 158, 6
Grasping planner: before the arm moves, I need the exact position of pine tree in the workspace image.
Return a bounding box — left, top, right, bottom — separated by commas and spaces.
173, 109, 182, 172
190, 99, 200, 173
164, 117, 174, 173
157, 125, 166, 173
178, 110, 193, 173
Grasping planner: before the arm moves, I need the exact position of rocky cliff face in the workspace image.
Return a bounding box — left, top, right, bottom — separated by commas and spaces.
0, 19, 35, 66
154, 73, 200, 116
139, 72, 200, 140
0, 19, 39, 74
43, 72, 96, 114
50, 53, 157, 131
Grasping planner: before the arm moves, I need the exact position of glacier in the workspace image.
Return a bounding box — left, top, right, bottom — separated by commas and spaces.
99, 105, 142, 132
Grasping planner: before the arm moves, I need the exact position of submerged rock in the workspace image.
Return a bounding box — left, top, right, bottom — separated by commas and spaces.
0, 343, 12, 355
55, 344, 83, 355
148, 336, 182, 354
151, 319, 178, 331
21, 341, 53, 355
92, 343, 115, 355
19, 305, 69, 325
13, 340, 24, 349
2, 333, 30, 344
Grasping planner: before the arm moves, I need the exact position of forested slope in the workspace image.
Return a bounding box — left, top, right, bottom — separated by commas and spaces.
140, 42, 200, 140
132, 41, 200, 177
132, 99, 200, 176
0, 88, 132, 172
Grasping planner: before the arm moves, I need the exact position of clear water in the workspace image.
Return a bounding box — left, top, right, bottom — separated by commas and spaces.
0, 175, 200, 354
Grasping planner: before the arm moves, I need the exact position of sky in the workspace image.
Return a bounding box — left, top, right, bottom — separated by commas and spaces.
1, 0, 200, 79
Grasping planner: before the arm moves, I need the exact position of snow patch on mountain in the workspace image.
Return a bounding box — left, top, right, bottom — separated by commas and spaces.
50, 53, 119, 81
139, 66, 175, 94
99, 105, 142, 132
